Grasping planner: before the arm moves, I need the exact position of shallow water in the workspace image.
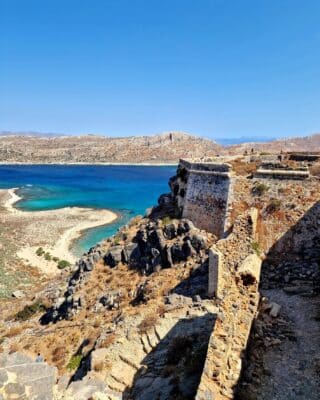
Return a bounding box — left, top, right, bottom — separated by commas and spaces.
0, 164, 176, 255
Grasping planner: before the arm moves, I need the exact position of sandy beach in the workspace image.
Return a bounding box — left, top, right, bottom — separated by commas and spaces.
0, 188, 117, 275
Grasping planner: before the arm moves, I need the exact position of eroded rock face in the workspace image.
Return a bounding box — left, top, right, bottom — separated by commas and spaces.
0, 353, 57, 400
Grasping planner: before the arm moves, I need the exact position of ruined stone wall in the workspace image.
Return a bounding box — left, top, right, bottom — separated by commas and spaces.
196, 210, 261, 400
175, 160, 232, 238
230, 176, 320, 254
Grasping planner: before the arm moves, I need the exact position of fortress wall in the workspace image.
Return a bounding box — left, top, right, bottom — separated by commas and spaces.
177, 160, 232, 238
182, 172, 231, 238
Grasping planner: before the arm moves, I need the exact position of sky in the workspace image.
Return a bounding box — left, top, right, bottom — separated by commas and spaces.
1, 0, 320, 140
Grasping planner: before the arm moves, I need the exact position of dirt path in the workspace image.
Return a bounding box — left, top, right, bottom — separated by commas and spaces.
258, 289, 320, 400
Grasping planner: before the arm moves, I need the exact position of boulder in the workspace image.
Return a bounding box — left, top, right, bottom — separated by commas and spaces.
122, 243, 141, 266
182, 239, 196, 258
158, 193, 173, 206
171, 243, 185, 263
269, 302, 281, 318
150, 247, 161, 271
238, 253, 262, 285
104, 246, 123, 268
164, 245, 173, 268
163, 223, 178, 239
12, 290, 25, 299
191, 233, 206, 251
154, 229, 166, 250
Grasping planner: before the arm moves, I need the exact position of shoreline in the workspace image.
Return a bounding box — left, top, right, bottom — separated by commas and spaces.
3, 188, 118, 274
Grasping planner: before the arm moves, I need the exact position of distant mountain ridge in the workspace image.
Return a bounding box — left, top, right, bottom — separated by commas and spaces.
0, 131, 319, 163
0, 131, 222, 163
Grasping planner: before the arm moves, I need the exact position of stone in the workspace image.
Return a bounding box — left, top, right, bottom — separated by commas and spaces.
238, 253, 262, 285
4, 382, 26, 398
12, 290, 25, 299
0, 369, 8, 386
122, 243, 141, 266
171, 243, 185, 263
91, 348, 108, 371
163, 223, 177, 239
208, 247, 223, 298
182, 238, 196, 258
269, 302, 281, 317
104, 246, 123, 268
191, 233, 206, 251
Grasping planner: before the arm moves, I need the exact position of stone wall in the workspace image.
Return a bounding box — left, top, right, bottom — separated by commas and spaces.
196, 209, 261, 400
172, 160, 232, 238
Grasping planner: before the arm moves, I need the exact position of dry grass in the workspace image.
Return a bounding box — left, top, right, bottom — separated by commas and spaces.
138, 314, 158, 334
310, 163, 320, 177
157, 304, 166, 318
52, 346, 67, 363
4, 326, 23, 337
97, 333, 116, 349
9, 342, 20, 353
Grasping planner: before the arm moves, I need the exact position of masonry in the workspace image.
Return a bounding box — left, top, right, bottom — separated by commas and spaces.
174, 159, 233, 238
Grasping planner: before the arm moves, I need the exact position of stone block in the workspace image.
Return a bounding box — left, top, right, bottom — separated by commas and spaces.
208, 247, 223, 298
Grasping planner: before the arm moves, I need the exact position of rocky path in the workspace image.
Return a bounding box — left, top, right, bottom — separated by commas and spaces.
258, 289, 320, 400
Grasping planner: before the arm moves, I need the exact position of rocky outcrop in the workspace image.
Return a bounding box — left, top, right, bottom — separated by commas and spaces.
0, 352, 57, 400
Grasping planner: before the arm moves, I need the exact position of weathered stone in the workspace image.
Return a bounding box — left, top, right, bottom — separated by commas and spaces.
104, 246, 123, 268
4, 382, 26, 398
0, 369, 8, 386
238, 253, 262, 285
208, 247, 223, 298
269, 302, 281, 317
122, 243, 141, 266
12, 290, 25, 299
163, 223, 178, 239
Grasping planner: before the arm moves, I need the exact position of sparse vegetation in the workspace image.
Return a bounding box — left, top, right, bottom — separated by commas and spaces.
252, 182, 269, 196
251, 241, 261, 256
137, 314, 158, 334
57, 259, 71, 269
15, 301, 46, 321
36, 247, 45, 256
4, 326, 23, 338
44, 252, 52, 261
66, 354, 83, 371
162, 216, 172, 225
266, 199, 282, 214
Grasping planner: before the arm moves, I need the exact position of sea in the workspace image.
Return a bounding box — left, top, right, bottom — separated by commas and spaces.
0, 164, 176, 256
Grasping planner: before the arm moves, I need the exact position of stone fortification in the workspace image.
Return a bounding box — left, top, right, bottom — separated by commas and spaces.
170, 159, 233, 238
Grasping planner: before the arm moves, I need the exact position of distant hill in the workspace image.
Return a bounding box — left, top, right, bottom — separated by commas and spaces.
227, 133, 320, 154
0, 131, 320, 163
0, 131, 222, 164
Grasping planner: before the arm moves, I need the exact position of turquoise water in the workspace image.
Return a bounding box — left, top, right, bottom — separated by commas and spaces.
0, 165, 176, 256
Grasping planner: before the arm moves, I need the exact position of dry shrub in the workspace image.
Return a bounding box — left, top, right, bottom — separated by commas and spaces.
9, 342, 20, 353
157, 304, 166, 318
97, 334, 116, 348
4, 326, 22, 338
310, 163, 320, 176
138, 314, 158, 334
93, 360, 105, 372
52, 346, 66, 363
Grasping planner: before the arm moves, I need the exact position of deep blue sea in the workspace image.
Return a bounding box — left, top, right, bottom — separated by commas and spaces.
0, 165, 176, 256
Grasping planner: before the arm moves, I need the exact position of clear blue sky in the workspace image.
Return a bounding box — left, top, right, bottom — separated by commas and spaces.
1, 0, 320, 139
